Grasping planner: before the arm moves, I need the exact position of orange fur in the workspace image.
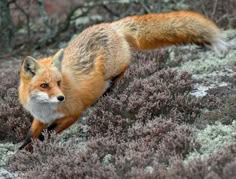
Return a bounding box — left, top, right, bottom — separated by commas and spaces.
112, 11, 224, 49
31, 119, 47, 138
50, 116, 79, 134
19, 10, 227, 150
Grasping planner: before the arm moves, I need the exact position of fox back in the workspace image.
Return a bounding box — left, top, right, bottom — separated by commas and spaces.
62, 23, 131, 80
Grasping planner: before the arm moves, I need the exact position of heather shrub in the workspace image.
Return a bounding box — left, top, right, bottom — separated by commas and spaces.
8, 50, 205, 178
9, 129, 236, 179
87, 50, 202, 139
159, 143, 236, 179
9, 122, 199, 179
5, 47, 235, 178
0, 65, 31, 143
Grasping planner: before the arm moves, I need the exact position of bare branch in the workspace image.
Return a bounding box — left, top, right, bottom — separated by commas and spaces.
34, 0, 138, 49
216, 14, 228, 24
157, 0, 162, 13
102, 5, 120, 17
199, 0, 209, 18
6, 0, 16, 7
36, 0, 51, 29
211, 0, 218, 19
14, 1, 31, 43
70, 7, 91, 21
139, 0, 152, 13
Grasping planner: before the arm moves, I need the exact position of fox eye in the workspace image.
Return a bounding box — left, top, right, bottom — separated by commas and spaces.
57, 80, 61, 87
40, 83, 49, 89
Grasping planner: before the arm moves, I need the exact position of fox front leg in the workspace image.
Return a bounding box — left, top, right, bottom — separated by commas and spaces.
45, 116, 79, 134
103, 66, 128, 96
19, 119, 47, 150
19, 116, 79, 150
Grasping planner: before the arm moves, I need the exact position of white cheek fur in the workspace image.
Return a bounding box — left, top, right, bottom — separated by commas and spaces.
25, 91, 64, 124
49, 96, 60, 103
102, 80, 111, 94
31, 91, 49, 102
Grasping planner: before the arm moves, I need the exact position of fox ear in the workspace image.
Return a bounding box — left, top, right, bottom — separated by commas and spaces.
22, 56, 40, 77
52, 49, 64, 71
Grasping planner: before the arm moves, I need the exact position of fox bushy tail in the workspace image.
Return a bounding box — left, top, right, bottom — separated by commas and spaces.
111, 11, 227, 52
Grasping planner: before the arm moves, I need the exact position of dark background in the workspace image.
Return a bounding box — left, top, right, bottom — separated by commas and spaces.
1, 0, 235, 57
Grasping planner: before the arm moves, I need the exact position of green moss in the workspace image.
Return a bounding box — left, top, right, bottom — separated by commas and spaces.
197, 122, 236, 153
162, 0, 189, 11
0, 143, 16, 167
179, 52, 235, 74
58, 116, 89, 145
187, 121, 236, 160
170, 30, 236, 74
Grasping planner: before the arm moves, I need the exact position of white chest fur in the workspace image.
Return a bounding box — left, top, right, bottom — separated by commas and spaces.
25, 98, 65, 124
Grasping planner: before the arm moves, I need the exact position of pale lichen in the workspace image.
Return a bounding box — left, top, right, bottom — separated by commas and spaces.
0, 143, 16, 167
187, 121, 236, 161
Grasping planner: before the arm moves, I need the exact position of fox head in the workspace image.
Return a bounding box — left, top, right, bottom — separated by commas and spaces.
20, 49, 65, 105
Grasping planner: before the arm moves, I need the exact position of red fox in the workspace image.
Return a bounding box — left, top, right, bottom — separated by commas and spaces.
19, 11, 227, 149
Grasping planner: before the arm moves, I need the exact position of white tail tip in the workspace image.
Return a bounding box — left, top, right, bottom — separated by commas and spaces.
210, 33, 228, 55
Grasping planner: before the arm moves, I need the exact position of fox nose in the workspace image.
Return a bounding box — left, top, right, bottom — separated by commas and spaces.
57, 95, 65, 102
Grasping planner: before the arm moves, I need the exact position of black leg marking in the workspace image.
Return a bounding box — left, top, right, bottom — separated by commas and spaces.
102, 75, 120, 96
36, 123, 57, 142
19, 123, 58, 150
38, 133, 45, 141
18, 130, 32, 150
103, 81, 115, 96
46, 123, 57, 132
